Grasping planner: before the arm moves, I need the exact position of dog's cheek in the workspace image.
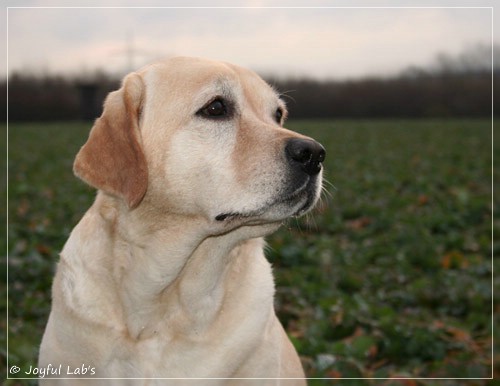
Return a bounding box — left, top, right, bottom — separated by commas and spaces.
164, 127, 237, 212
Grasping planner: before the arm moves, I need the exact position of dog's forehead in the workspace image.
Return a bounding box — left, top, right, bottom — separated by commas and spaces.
142, 57, 279, 102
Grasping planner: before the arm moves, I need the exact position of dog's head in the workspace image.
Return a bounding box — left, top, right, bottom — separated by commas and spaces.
74, 57, 325, 230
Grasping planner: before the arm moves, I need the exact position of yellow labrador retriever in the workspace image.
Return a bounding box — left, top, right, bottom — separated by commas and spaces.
39, 57, 325, 385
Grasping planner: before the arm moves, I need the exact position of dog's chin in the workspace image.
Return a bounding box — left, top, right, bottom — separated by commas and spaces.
214, 181, 320, 227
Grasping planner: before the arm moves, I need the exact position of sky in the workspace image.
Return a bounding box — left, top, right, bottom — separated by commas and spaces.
2, 1, 497, 80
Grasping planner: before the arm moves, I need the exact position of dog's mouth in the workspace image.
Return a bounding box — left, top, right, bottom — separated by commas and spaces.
214, 177, 319, 223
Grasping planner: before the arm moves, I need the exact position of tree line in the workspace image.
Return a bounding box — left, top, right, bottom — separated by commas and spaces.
2, 45, 497, 121
272, 70, 495, 118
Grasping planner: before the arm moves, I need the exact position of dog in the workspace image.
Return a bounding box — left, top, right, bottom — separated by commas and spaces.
39, 57, 325, 385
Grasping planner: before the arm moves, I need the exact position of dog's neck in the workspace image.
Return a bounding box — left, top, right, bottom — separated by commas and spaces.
85, 193, 279, 340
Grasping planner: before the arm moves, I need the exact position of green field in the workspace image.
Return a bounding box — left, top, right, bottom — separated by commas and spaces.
4, 119, 497, 385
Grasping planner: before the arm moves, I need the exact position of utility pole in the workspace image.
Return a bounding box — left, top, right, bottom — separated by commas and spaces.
110, 31, 164, 75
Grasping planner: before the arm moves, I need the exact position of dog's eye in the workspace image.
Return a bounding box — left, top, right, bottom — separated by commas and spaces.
199, 98, 228, 118
275, 108, 284, 123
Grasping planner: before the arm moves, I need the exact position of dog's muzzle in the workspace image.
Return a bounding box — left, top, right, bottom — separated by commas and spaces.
214, 137, 326, 223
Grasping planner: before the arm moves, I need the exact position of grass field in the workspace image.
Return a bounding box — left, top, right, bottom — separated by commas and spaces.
3, 119, 497, 385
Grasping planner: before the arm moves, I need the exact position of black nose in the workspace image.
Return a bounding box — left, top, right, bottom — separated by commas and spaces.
285, 138, 326, 176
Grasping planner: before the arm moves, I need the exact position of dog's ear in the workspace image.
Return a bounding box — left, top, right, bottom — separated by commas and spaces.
73, 73, 148, 209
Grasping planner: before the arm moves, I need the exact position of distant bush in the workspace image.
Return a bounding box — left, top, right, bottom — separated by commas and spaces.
2, 73, 118, 122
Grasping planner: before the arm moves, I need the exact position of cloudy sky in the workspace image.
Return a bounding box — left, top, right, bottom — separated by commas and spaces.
2, 1, 497, 79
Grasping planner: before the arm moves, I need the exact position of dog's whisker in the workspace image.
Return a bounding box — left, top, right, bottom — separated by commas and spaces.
278, 90, 297, 104
321, 185, 334, 201
322, 178, 337, 192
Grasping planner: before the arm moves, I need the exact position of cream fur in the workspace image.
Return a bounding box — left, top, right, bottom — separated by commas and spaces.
39, 57, 324, 385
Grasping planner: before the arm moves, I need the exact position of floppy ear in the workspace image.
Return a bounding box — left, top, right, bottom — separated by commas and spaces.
73, 73, 148, 209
